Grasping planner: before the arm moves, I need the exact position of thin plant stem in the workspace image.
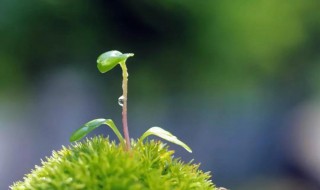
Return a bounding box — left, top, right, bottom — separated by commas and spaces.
120, 62, 131, 150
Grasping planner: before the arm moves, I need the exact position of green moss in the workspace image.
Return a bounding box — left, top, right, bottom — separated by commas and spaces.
11, 136, 216, 190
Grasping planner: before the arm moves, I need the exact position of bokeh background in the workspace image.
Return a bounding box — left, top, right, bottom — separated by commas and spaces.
1, 0, 320, 189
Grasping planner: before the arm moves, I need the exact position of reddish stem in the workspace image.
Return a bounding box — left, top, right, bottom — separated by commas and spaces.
120, 62, 131, 150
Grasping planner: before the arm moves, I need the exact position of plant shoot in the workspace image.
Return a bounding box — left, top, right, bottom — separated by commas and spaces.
70, 50, 192, 153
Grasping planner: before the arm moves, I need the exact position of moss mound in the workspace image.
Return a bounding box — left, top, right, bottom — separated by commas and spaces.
11, 136, 216, 190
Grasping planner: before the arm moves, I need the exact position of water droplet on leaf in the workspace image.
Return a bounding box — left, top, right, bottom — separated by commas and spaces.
118, 95, 124, 107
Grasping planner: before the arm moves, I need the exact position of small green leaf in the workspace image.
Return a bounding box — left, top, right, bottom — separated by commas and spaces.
97, 50, 134, 73
70, 119, 106, 142
140, 127, 192, 153
70, 118, 124, 145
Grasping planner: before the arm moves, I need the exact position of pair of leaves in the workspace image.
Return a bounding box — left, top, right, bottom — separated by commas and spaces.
72, 50, 192, 152
97, 50, 134, 73
70, 119, 192, 153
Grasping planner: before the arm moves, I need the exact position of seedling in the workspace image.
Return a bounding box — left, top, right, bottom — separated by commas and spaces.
70, 50, 192, 153
11, 50, 217, 190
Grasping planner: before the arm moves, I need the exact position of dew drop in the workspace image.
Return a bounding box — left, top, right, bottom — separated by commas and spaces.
118, 95, 124, 107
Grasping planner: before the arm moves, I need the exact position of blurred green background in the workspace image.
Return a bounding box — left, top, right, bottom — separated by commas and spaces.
1, 0, 320, 189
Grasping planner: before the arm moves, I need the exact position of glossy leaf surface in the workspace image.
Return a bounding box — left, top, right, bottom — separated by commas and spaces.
97, 50, 134, 73
140, 127, 192, 153
70, 118, 124, 145
70, 119, 106, 142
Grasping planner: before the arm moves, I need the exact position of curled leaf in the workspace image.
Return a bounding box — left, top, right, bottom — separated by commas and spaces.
70, 118, 124, 145
140, 127, 192, 153
97, 50, 134, 73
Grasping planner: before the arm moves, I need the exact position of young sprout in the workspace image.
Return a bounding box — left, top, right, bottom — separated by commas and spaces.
70, 50, 133, 150
97, 50, 133, 150
70, 50, 192, 153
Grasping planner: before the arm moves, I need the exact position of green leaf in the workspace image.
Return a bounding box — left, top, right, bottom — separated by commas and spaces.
140, 127, 192, 153
97, 50, 134, 73
70, 119, 105, 142
70, 118, 124, 145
